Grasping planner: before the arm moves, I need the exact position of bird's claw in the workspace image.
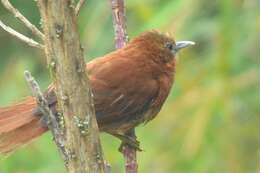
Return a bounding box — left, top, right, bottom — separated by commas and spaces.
114, 134, 143, 152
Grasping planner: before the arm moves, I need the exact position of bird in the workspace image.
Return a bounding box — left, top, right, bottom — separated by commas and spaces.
0, 30, 194, 154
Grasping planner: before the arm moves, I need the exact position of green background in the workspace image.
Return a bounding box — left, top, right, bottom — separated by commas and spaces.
0, 0, 259, 172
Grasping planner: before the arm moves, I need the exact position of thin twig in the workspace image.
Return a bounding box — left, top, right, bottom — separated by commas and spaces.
109, 0, 138, 173
0, 20, 44, 49
110, 0, 128, 49
1, 0, 45, 40
75, 0, 86, 16
24, 71, 67, 163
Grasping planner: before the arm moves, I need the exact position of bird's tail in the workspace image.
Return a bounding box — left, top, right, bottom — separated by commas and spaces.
0, 97, 47, 154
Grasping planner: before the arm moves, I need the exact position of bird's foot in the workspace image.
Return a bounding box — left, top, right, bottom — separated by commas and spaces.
113, 134, 142, 152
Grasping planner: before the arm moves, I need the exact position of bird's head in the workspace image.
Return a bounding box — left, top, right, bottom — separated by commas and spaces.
128, 30, 195, 64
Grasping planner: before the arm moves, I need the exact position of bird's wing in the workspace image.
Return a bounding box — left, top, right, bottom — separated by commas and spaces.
87, 57, 159, 130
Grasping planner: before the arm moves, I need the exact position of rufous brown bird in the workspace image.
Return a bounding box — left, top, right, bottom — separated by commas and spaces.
0, 31, 194, 154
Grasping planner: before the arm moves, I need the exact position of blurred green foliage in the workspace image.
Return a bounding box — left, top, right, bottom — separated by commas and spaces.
0, 0, 259, 173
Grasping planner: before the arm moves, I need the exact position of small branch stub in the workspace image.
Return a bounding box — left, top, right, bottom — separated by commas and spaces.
75, 0, 86, 16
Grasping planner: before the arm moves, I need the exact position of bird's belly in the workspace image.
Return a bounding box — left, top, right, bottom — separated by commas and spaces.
99, 107, 158, 135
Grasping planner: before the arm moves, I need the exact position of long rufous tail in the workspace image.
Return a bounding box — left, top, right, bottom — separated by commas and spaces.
0, 97, 47, 154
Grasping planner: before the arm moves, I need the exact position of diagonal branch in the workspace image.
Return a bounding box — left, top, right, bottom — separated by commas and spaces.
0, 19, 44, 49
24, 71, 67, 163
1, 0, 45, 40
75, 0, 86, 16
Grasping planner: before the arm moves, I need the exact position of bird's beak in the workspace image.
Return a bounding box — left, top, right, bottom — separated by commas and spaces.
175, 41, 195, 52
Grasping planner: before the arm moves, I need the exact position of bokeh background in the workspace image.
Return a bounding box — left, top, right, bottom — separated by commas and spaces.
0, 0, 259, 172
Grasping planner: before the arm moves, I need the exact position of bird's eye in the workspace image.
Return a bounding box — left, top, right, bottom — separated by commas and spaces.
165, 42, 174, 51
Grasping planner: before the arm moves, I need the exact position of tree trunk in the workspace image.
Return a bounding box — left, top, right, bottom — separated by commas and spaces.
37, 1, 105, 172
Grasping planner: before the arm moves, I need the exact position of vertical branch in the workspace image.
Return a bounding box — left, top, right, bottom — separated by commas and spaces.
109, 1, 138, 173
110, 0, 128, 49
37, 0, 105, 172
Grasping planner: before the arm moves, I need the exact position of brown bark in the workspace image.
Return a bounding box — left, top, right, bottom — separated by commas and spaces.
37, 1, 105, 172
